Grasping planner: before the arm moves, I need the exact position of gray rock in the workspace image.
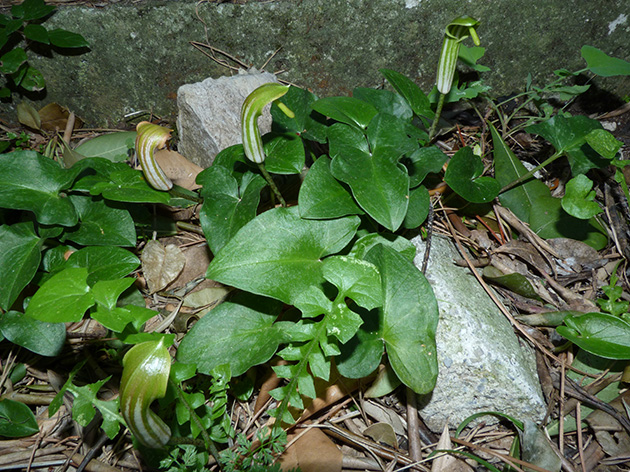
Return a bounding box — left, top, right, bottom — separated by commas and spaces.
411, 235, 545, 431
2, 0, 627, 126
176, 69, 278, 168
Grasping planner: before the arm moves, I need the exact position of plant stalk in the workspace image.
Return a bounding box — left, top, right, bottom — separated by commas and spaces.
499, 150, 562, 194
428, 93, 446, 142
169, 379, 221, 466
257, 162, 286, 207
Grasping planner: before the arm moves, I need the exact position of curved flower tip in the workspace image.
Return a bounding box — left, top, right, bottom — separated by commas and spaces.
135, 121, 174, 191
120, 339, 172, 448
436, 15, 481, 94
241, 83, 291, 164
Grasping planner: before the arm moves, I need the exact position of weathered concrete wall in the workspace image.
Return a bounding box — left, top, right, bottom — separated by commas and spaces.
1, 0, 628, 127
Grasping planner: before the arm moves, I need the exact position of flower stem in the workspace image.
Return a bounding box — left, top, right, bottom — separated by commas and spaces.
499, 150, 562, 194
257, 162, 286, 207
428, 93, 446, 142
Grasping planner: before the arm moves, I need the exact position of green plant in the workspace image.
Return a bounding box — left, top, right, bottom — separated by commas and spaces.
0, 0, 89, 99
1, 12, 630, 471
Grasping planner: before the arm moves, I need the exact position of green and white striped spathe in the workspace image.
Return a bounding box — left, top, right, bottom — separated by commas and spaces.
120, 339, 172, 448
436, 16, 481, 94
241, 83, 291, 164
135, 121, 173, 191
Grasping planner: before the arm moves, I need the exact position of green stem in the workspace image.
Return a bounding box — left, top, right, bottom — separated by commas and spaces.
428, 93, 446, 142
257, 162, 286, 207
499, 150, 563, 194
169, 379, 221, 467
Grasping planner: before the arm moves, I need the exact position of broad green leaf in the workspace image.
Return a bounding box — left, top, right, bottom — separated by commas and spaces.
348, 232, 416, 261
0, 399, 38, 437
586, 129, 622, 159
74, 131, 137, 162
367, 113, 419, 161
561, 175, 602, 219
365, 244, 439, 394
0, 222, 42, 311
336, 305, 383, 379
581, 45, 630, 77
17, 65, 45, 92
198, 166, 265, 255
444, 146, 500, 203
325, 302, 364, 344
352, 87, 413, 121
48, 28, 89, 48
0, 311, 65, 356
403, 185, 430, 229
491, 123, 551, 223
526, 115, 607, 175
93, 304, 156, 333
263, 133, 305, 174
25, 267, 94, 323
379, 68, 434, 123
63, 195, 136, 247
0, 151, 79, 226
329, 123, 409, 231
23, 24, 49, 44
207, 207, 360, 305
85, 166, 171, 204
529, 196, 607, 250
404, 146, 448, 188
270, 85, 327, 143
312, 96, 378, 130
323, 255, 382, 310
177, 294, 283, 376
18, 0, 55, 21
0, 47, 27, 74
298, 156, 363, 219
66, 246, 140, 286
558, 312, 630, 359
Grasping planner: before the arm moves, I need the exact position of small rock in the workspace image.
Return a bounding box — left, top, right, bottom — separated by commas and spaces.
177, 69, 279, 168
411, 236, 546, 431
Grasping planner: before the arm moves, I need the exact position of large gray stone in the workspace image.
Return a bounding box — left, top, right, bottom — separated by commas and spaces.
177, 69, 278, 167
1, 0, 628, 126
411, 235, 545, 431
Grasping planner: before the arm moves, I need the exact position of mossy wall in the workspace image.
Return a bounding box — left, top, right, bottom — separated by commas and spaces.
1, 0, 628, 126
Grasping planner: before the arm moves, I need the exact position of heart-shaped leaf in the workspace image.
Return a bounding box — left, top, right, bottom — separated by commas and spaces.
444, 146, 500, 203
177, 293, 283, 376
263, 133, 305, 175
207, 206, 360, 305
328, 123, 409, 231
0, 151, 79, 226
561, 174, 602, 219
0, 399, 38, 437
312, 96, 378, 130
298, 156, 363, 219
352, 87, 413, 121
526, 115, 607, 175
198, 166, 266, 255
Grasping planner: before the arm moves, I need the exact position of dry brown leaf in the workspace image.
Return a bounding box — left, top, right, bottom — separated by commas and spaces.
431, 423, 472, 472
141, 240, 186, 293
163, 243, 211, 291
278, 428, 342, 472
363, 422, 398, 448
154, 149, 203, 191
362, 400, 405, 436
38, 103, 83, 132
